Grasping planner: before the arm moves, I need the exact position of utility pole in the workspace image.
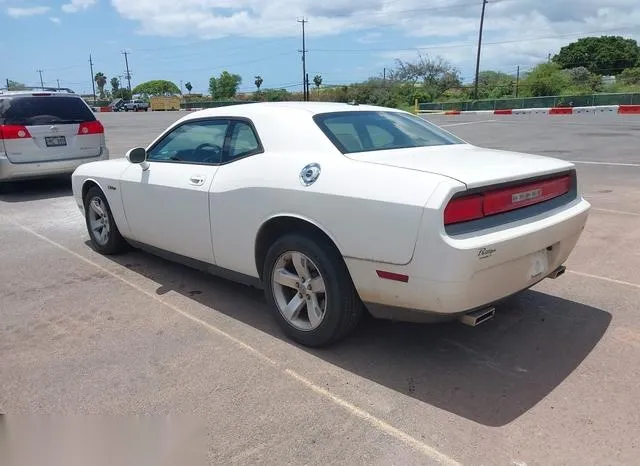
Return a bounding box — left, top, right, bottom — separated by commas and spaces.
515, 65, 520, 97
298, 18, 308, 101
473, 0, 488, 100
383, 67, 386, 84
56, 79, 60, 90
122, 50, 132, 94
89, 54, 96, 104
37, 69, 44, 90
5, 78, 9, 90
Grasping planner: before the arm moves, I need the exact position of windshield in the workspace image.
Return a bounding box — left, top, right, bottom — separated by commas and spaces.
0, 96, 96, 125
313, 111, 464, 154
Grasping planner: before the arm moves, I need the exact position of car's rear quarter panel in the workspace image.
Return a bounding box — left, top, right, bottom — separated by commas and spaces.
209, 150, 450, 277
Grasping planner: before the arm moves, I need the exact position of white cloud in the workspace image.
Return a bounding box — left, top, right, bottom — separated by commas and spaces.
109, 0, 640, 71
50, 16, 61, 24
62, 0, 97, 13
7, 6, 50, 17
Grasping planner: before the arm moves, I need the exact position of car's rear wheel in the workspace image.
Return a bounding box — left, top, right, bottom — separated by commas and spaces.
263, 234, 363, 347
84, 186, 127, 255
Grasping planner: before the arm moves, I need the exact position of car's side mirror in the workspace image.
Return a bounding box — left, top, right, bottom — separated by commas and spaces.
126, 147, 149, 170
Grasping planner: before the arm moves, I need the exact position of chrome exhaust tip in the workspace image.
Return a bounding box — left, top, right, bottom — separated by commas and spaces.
458, 306, 496, 327
547, 265, 567, 280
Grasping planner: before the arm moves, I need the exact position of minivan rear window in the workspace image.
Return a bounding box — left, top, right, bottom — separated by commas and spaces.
0, 96, 96, 125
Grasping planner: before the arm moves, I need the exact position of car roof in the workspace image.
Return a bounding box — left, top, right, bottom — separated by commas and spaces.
0, 89, 78, 98
182, 101, 406, 121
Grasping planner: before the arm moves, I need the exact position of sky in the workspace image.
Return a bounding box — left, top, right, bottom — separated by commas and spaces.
2, 0, 640, 96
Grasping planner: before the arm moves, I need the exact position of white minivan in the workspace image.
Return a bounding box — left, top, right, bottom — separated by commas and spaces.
0, 89, 109, 183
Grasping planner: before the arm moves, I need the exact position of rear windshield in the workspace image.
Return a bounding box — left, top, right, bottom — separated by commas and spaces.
313, 111, 463, 154
0, 96, 96, 125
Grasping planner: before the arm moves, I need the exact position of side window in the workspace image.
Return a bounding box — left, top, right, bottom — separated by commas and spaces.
227, 121, 261, 161
148, 119, 229, 165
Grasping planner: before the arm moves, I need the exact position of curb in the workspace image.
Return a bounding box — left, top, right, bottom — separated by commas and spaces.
422, 104, 640, 116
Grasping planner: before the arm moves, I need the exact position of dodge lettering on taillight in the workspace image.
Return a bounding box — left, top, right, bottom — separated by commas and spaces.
512, 188, 542, 204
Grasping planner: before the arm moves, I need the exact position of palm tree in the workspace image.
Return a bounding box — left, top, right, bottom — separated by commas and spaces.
254, 75, 263, 91
185, 81, 193, 94
95, 72, 107, 99
313, 74, 322, 99
110, 77, 120, 96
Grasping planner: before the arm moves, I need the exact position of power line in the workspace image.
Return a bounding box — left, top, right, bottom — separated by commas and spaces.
311, 26, 640, 54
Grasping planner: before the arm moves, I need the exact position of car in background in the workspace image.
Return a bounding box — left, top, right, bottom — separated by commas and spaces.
124, 99, 149, 112
71, 102, 590, 347
0, 88, 108, 183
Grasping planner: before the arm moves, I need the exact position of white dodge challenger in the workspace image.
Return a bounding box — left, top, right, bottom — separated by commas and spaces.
72, 102, 590, 346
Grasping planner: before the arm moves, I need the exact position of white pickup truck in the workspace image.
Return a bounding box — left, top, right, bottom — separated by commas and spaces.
124, 99, 149, 112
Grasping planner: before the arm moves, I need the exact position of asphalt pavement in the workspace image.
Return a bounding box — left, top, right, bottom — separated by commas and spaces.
1, 110, 639, 465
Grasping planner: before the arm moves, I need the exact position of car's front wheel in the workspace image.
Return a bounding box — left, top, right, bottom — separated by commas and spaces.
84, 186, 128, 255
263, 234, 363, 347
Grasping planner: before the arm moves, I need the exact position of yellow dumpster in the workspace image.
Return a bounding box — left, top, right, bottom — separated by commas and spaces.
150, 96, 181, 111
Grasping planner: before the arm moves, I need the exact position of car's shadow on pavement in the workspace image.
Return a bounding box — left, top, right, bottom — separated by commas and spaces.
0, 177, 72, 201
102, 247, 611, 428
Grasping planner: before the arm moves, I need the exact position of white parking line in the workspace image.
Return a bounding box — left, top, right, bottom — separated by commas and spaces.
6, 218, 460, 466
440, 120, 497, 127
593, 208, 640, 217
569, 160, 640, 167
568, 271, 640, 290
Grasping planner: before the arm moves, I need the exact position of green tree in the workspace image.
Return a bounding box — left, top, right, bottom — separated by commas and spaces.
185, 81, 193, 94
110, 77, 120, 95
476, 70, 514, 98
6, 80, 26, 90
254, 75, 263, 90
313, 74, 322, 89
619, 67, 640, 85
94, 72, 107, 99
209, 71, 242, 100
553, 36, 640, 75
520, 63, 571, 97
114, 88, 132, 101
132, 80, 180, 96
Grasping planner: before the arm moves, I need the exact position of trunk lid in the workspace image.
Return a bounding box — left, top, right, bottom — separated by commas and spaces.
345, 144, 574, 189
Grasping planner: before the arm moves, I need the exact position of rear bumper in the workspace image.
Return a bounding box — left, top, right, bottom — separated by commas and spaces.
0, 148, 108, 182
347, 196, 590, 317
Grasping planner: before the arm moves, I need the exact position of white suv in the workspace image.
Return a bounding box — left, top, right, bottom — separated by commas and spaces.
0, 88, 109, 183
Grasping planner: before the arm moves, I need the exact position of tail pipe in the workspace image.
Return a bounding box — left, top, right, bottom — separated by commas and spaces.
458, 306, 496, 327
547, 265, 567, 279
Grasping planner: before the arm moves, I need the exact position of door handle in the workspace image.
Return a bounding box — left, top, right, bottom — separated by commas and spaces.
189, 175, 205, 185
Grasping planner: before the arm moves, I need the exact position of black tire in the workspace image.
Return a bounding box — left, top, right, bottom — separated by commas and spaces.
83, 186, 128, 255
263, 233, 363, 347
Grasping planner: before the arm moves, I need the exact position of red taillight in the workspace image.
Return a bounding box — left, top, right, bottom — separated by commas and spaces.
78, 120, 104, 135
444, 194, 484, 225
0, 125, 32, 140
444, 175, 572, 226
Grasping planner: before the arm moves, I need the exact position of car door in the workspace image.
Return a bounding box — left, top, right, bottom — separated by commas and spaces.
120, 118, 230, 264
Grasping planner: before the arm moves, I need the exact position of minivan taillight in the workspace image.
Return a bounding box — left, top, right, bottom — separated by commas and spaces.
0, 125, 32, 140
444, 174, 572, 226
78, 120, 104, 135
